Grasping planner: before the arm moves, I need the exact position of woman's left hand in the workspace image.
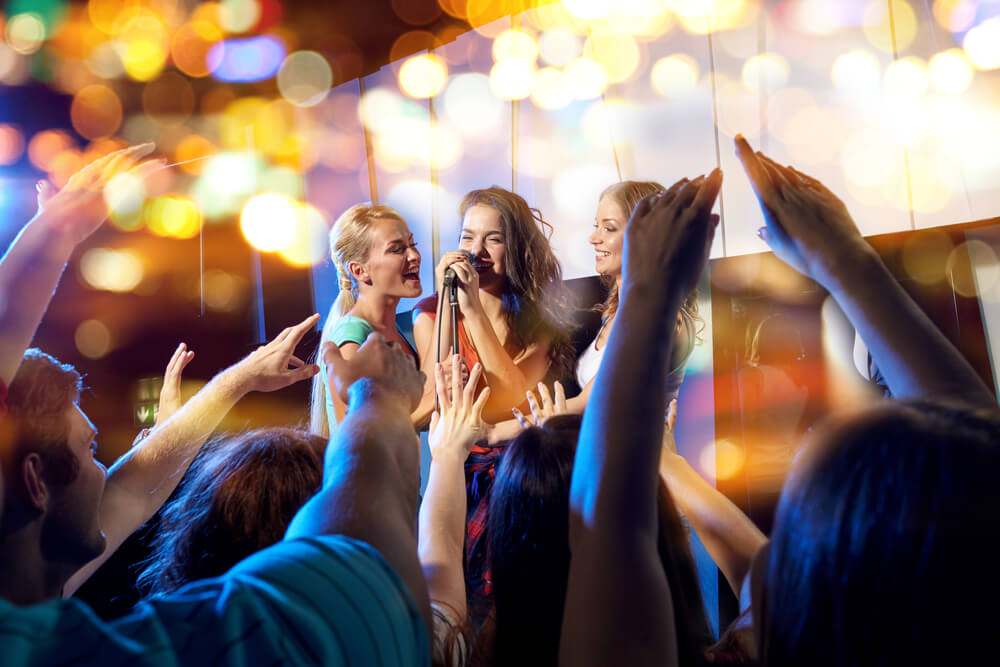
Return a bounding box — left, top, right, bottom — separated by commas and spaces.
512, 381, 567, 427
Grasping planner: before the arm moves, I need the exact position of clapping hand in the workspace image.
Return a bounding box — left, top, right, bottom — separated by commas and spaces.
428, 357, 490, 461
512, 381, 567, 428
735, 135, 870, 285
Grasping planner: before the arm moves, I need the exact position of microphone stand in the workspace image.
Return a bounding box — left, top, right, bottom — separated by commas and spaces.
448, 278, 460, 357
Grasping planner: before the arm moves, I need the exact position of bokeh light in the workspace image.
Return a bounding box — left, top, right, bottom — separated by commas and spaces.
172, 20, 224, 78
87, 41, 126, 79
883, 57, 929, 101
119, 13, 170, 81
204, 269, 245, 312
104, 172, 147, 230
28, 130, 75, 172
278, 51, 333, 107
531, 67, 572, 109
831, 49, 881, 93
241, 193, 297, 251
929, 48, 974, 95
964, 18, 1000, 70
583, 30, 640, 83
673, 0, 753, 34
398, 53, 448, 98
278, 203, 329, 267
145, 195, 202, 239
793, 0, 843, 35
581, 99, 633, 148
564, 57, 608, 99
442, 73, 504, 136
699, 439, 746, 481
606, 0, 674, 37
0, 125, 25, 165
75, 319, 112, 359
174, 135, 216, 175
389, 30, 440, 64
562, 0, 613, 21
948, 240, 1000, 299
6, 13, 46, 55
489, 58, 535, 100
863, 0, 917, 54
259, 165, 305, 199
741, 52, 789, 94
493, 29, 538, 64
194, 152, 262, 219
651, 54, 699, 98
841, 127, 897, 188
219, 97, 294, 154
142, 72, 196, 127
933, 0, 977, 33
219, 0, 261, 33
902, 229, 953, 285
539, 28, 580, 67
80, 247, 144, 292
210, 35, 286, 82
71, 84, 123, 140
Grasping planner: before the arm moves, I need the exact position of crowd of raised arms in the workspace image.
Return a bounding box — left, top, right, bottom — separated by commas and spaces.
0, 134, 995, 667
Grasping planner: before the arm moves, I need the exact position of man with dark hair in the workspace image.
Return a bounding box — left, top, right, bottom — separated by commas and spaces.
0, 333, 431, 665
2, 350, 84, 485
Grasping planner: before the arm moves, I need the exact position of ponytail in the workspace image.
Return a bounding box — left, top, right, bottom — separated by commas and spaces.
309, 202, 406, 436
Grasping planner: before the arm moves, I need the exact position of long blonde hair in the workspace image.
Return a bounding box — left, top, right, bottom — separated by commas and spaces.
597, 181, 703, 344
309, 203, 407, 437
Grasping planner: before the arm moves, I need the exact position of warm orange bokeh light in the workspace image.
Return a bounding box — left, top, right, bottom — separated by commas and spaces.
28, 130, 75, 172
175, 134, 217, 175
71, 84, 123, 140
0, 124, 25, 165
142, 72, 196, 127
171, 20, 224, 78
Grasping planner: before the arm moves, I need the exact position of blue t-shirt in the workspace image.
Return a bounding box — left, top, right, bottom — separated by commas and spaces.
0, 535, 429, 666
321, 316, 377, 433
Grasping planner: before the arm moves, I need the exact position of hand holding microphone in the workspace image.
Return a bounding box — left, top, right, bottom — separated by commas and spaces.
442, 249, 475, 287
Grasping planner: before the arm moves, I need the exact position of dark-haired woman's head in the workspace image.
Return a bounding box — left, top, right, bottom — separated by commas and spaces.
138, 427, 326, 596
481, 414, 712, 666
459, 187, 575, 380
761, 400, 1000, 666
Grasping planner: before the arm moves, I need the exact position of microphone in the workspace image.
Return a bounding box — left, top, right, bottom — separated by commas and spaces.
443, 249, 475, 287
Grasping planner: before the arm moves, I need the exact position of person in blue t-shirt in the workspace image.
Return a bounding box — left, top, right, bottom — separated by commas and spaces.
309, 203, 425, 436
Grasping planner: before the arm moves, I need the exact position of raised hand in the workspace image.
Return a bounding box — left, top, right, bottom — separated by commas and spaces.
622, 170, 723, 311
35, 142, 164, 245
429, 357, 490, 461
229, 314, 321, 394
512, 380, 567, 428
155, 343, 196, 426
323, 332, 425, 410
441, 350, 469, 403
735, 135, 869, 285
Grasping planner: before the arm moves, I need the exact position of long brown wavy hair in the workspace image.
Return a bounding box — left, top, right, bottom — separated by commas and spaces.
597, 181, 703, 349
460, 187, 575, 380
